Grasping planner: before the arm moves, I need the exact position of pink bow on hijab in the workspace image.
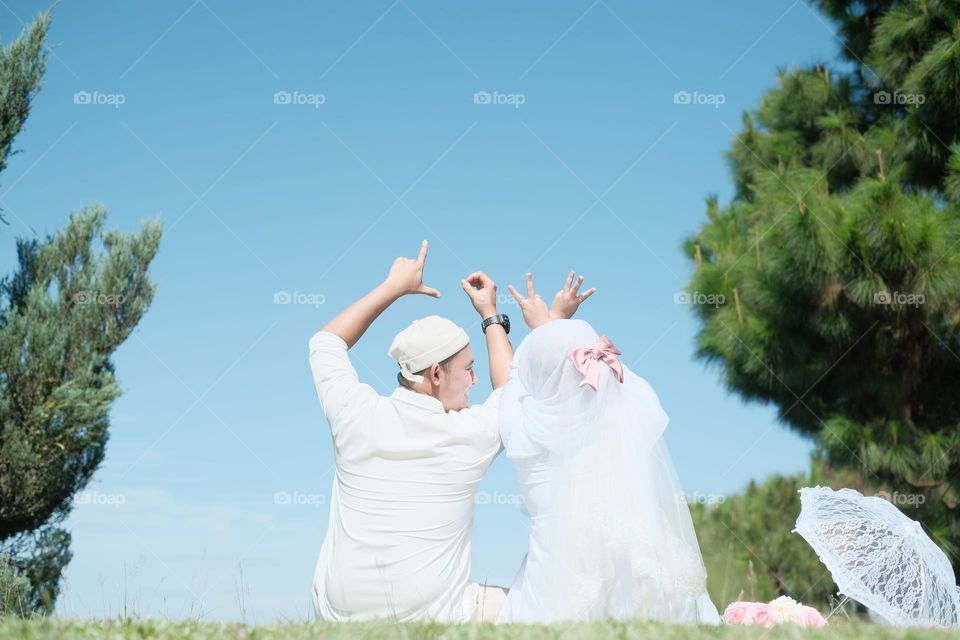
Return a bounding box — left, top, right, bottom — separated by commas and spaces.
570, 335, 625, 391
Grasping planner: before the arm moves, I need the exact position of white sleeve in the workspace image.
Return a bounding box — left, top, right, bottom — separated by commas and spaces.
308, 330, 380, 436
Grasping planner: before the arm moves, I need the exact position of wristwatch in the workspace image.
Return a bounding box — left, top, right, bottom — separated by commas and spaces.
481, 314, 510, 335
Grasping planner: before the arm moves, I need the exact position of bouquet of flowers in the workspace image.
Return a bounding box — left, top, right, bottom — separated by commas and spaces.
723, 595, 828, 628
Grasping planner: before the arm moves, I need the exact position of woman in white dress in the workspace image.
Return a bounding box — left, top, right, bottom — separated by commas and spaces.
494, 295, 721, 624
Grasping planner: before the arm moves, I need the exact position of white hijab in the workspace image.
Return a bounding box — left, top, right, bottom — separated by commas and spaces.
500, 318, 668, 458
498, 319, 719, 623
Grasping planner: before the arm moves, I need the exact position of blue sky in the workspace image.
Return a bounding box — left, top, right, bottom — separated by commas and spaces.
1, 0, 847, 623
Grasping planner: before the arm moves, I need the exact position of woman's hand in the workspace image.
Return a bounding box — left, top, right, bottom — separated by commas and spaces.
550, 271, 596, 320
383, 240, 441, 298
508, 273, 551, 330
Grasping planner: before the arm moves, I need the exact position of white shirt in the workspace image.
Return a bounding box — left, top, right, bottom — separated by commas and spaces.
308, 330, 503, 622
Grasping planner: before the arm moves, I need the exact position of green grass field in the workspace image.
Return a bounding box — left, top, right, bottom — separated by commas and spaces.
3, 619, 960, 639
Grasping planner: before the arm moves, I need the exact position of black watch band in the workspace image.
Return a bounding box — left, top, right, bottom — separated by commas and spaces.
481, 314, 510, 335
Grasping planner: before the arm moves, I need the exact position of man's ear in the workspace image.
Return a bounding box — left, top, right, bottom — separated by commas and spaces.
429, 363, 443, 386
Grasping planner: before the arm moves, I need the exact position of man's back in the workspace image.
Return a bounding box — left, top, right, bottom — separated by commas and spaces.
309, 331, 502, 621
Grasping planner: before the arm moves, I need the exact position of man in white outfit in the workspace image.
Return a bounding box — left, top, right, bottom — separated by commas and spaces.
309, 240, 514, 622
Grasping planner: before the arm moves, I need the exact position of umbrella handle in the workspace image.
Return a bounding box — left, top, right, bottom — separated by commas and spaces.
826, 594, 850, 621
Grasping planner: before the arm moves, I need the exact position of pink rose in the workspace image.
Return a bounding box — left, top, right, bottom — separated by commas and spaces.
802, 605, 827, 628
748, 602, 782, 628
723, 602, 750, 625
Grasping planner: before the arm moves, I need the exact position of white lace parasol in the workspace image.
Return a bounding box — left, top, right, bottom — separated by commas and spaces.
794, 485, 960, 628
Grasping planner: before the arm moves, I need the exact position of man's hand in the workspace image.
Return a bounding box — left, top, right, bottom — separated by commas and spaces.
384, 240, 441, 298
507, 273, 551, 330
550, 270, 596, 320
461, 271, 498, 318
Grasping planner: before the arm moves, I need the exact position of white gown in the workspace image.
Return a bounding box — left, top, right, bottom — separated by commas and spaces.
496, 319, 721, 624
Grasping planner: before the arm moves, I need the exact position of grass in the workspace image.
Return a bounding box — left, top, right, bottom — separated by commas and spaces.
2, 619, 960, 639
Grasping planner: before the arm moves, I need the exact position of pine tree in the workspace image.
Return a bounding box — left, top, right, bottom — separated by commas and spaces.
684, 0, 960, 560
0, 13, 163, 614
0, 11, 49, 228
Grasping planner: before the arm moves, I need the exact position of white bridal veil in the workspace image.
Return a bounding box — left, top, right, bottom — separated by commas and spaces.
498, 319, 720, 623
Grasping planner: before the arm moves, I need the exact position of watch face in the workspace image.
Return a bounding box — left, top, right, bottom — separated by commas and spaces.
502, 315, 510, 332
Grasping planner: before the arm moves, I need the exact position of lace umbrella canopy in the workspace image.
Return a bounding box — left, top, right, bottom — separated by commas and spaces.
794, 486, 960, 628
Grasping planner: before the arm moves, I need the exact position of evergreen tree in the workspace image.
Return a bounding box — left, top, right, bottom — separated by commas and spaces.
684, 0, 960, 559
0, 12, 163, 615
0, 11, 49, 228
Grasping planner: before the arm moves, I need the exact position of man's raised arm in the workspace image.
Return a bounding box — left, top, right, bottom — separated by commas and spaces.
323, 240, 441, 348
461, 271, 513, 389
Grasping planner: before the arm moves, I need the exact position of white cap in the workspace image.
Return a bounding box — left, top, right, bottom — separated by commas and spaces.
388, 315, 470, 384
